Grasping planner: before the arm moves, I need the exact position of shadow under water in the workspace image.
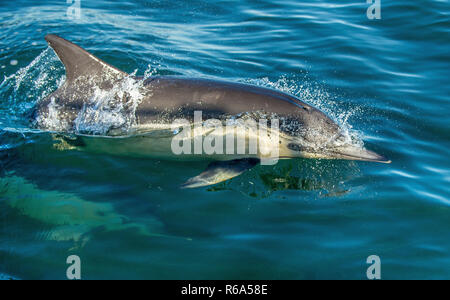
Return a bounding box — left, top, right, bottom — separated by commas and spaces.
0, 174, 166, 249
205, 158, 361, 199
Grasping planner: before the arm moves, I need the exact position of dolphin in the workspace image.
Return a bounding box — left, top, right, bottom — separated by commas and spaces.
32, 34, 390, 188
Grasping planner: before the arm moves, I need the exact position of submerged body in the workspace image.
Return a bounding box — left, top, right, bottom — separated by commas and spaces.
33, 34, 389, 187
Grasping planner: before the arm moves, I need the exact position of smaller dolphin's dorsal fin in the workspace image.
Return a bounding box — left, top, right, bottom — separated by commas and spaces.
45, 34, 126, 83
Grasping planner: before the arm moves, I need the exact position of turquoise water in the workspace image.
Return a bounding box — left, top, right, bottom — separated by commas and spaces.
1, 0, 449, 279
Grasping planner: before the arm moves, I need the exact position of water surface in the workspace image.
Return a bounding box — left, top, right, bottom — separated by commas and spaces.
0, 0, 449, 279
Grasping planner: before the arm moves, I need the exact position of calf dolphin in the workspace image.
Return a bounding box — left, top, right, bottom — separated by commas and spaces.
32, 34, 390, 188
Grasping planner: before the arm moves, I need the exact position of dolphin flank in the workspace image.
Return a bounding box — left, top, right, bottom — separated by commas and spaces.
32, 34, 390, 188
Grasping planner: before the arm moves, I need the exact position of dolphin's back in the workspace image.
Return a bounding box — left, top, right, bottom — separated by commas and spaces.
38, 34, 332, 138
39, 34, 316, 131
137, 76, 314, 124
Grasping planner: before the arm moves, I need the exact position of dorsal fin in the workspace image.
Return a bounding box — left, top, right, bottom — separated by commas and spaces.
45, 34, 126, 83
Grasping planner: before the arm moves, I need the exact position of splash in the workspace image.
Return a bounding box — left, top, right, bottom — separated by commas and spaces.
0, 50, 158, 136
0, 47, 63, 131
73, 73, 148, 135
70, 64, 160, 135
243, 75, 364, 149
35, 96, 70, 131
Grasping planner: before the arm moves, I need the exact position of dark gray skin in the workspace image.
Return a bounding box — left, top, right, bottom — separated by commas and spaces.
139, 76, 341, 143
34, 35, 389, 168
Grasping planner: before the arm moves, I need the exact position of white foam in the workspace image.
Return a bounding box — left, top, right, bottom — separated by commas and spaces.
243, 76, 364, 149
0, 47, 62, 131
74, 73, 147, 135
35, 97, 70, 131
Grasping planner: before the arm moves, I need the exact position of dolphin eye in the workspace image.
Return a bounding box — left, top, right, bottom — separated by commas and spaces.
302, 106, 309, 111
287, 143, 304, 152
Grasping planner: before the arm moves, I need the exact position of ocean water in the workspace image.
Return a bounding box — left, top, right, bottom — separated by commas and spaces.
0, 0, 449, 280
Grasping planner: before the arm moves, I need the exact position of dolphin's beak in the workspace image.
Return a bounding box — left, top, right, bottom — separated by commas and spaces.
327, 145, 391, 164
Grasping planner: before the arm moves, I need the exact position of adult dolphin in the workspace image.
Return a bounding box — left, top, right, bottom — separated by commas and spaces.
32, 34, 390, 188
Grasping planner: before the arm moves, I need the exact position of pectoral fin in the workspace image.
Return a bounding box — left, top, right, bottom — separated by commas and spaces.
181, 158, 260, 189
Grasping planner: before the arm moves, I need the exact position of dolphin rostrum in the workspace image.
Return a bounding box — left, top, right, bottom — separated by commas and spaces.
32, 34, 390, 188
